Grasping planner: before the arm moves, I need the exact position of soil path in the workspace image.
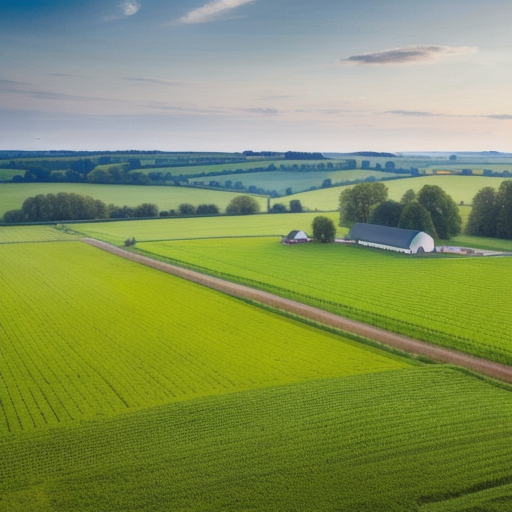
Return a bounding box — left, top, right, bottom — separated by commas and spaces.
83, 238, 512, 384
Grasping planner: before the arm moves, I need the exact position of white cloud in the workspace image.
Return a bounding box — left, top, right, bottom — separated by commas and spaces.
104, 1, 141, 21
178, 0, 257, 25
121, 1, 141, 16
340, 45, 477, 65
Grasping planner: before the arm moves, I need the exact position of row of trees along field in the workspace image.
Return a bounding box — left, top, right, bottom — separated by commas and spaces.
339, 180, 512, 240
1, 193, 268, 223
465, 181, 512, 239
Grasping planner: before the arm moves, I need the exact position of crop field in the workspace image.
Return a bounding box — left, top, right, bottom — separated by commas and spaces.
67, 211, 341, 244
288, 175, 512, 211
190, 169, 405, 194
139, 237, 512, 364
0, 183, 267, 217
135, 159, 345, 177
0, 169, 23, 181
1, 368, 511, 512
0, 225, 80, 243
0, 241, 411, 436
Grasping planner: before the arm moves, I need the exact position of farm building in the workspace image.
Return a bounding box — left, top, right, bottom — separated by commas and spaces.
282, 230, 311, 244
348, 223, 435, 254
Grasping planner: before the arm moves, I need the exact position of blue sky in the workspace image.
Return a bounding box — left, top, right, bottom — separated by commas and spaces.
1, 0, 511, 152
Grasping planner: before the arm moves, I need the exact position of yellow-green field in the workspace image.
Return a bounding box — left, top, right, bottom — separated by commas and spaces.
0, 241, 410, 436
287, 175, 512, 211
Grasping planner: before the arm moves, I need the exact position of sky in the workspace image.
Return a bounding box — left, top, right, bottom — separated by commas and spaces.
1, 0, 511, 152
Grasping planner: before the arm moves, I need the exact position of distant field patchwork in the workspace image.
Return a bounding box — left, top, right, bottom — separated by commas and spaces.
139, 238, 512, 364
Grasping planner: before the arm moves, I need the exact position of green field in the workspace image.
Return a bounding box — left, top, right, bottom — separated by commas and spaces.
134, 159, 347, 177
0, 241, 410, 436
138, 237, 512, 364
190, 169, 404, 195
0, 183, 267, 217
0, 225, 80, 243
1, 368, 510, 512
288, 175, 512, 211
66, 211, 341, 244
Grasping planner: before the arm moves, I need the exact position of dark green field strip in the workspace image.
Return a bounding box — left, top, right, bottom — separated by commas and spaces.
1, 368, 510, 512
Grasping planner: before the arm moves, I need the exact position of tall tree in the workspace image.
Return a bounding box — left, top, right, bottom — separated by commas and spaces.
400, 189, 416, 205
465, 187, 498, 237
312, 216, 336, 243
417, 185, 461, 239
398, 202, 438, 239
226, 195, 260, 215
339, 182, 388, 226
370, 200, 404, 227
496, 181, 512, 240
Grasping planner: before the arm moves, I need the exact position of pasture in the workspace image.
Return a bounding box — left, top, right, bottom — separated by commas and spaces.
1, 368, 510, 512
287, 175, 512, 211
67, 211, 342, 244
0, 224, 80, 243
0, 241, 410, 436
139, 237, 512, 364
0, 183, 267, 218
190, 169, 404, 195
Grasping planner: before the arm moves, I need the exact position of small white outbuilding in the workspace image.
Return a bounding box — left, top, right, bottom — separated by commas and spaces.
282, 230, 311, 244
348, 223, 435, 254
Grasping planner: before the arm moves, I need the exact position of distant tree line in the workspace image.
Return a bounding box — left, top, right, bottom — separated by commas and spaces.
2, 193, 161, 223
339, 182, 462, 240
284, 151, 325, 160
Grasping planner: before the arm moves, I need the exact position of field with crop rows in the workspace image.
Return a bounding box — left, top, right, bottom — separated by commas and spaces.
190, 169, 404, 194
139, 237, 512, 364
135, 158, 345, 176
1, 368, 511, 512
0, 224, 80, 243
0, 241, 411, 436
0, 183, 267, 217
67, 211, 341, 244
288, 175, 512, 211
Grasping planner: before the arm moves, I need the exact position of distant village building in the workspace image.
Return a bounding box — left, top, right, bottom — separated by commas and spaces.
282, 230, 311, 244
348, 223, 435, 254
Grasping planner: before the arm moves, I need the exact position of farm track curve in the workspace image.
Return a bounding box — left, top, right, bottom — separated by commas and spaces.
83, 238, 512, 384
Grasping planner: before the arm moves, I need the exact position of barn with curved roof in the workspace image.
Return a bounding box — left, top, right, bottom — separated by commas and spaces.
348, 223, 435, 254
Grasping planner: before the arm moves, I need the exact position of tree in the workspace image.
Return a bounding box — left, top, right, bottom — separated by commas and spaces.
196, 204, 220, 215
496, 181, 512, 239
398, 202, 438, 238
417, 185, 462, 239
465, 187, 498, 237
178, 203, 196, 216
321, 178, 332, 188
133, 203, 159, 218
339, 182, 388, 227
400, 189, 416, 205
269, 203, 287, 213
289, 199, 303, 213
226, 195, 260, 215
285, 187, 293, 195
3, 209, 26, 223
312, 216, 336, 243
370, 200, 404, 228
449, 154, 457, 161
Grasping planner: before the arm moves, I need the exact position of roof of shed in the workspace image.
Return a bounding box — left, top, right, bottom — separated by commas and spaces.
286, 230, 307, 239
348, 223, 423, 249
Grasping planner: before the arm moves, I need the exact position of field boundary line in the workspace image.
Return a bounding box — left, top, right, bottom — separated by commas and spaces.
82, 238, 512, 384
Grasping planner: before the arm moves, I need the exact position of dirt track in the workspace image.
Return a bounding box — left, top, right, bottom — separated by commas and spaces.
83, 238, 512, 384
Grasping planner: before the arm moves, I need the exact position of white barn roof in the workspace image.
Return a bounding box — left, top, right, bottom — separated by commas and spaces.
348, 223, 435, 254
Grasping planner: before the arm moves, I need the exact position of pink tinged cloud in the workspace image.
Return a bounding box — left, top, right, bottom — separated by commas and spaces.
178, 0, 258, 24
340, 45, 477, 65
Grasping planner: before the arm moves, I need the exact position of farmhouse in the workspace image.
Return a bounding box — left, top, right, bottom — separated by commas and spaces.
282, 230, 311, 244
348, 223, 435, 254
